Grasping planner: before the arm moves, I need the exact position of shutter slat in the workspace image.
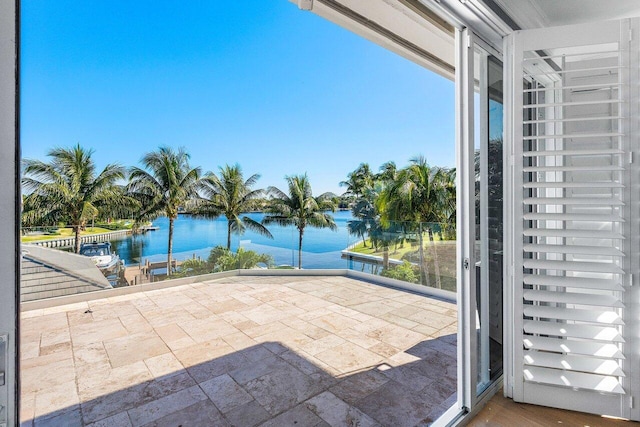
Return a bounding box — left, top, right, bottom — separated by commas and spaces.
523, 275, 623, 291
523, 229, 624, 239
523, 99, 622, 109
524, 260, 624, 274
523, 148, 623, 156
523, 166, 624, 172
524, 182, 624, 189
523, 320, 624, 343
523, 350, 625, 376
523, 213, 625, 222
523, 366, 625, 394
523, 244, 624, 257
523, 132, 623, 141
524, 197, 624, 205
523, 115, 623, 124
524, 306, 624, 325
523, 290, 624, 308
523, 336, 624, 359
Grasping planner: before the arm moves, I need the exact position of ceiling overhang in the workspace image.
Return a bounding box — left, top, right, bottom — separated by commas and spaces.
291, 0, 456, 80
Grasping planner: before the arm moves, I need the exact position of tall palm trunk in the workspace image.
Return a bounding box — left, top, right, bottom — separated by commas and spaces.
74, 225, 81, 253
227, 220, 232, 250
167, 217, 174, 276
428, 227, 442, 289
382, 245, 389, 270
418, 223, 431, 287
298, 228, 304, 269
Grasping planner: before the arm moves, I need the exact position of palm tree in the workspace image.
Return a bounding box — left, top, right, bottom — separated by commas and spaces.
22, 144, 128, 253
127, 146, 202, 276
263, 174, 337, 269
340, 163, 374, 198
378, 156, 453, 287
197, 164, 273, 249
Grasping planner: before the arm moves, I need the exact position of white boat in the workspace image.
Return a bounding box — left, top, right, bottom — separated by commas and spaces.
79, 241, 122, 275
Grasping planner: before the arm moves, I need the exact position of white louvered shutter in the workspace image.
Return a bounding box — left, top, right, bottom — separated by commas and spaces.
507, 18, 640, 419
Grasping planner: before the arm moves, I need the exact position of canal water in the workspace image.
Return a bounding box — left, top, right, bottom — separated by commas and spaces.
109, 211, 362, 269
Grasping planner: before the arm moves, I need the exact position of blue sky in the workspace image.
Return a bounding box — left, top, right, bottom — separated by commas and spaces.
21, 0, 455, 195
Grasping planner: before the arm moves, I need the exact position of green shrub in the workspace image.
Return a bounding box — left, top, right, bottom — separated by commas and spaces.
381, 261, 420, 283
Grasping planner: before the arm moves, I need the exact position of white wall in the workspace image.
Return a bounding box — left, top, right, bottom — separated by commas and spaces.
0, 0, 18, 425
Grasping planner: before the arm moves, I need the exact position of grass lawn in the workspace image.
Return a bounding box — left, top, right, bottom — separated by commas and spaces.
350, 239, 419, 260
21, 227, 116, 243
348, 237, 458, 292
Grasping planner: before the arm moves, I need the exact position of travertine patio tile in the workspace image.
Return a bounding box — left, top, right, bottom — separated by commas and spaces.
21, 275, 458, 427
90, 302, 140, 321
367, 324, 427, 349
85, 411, 132, 427
369, 342, 401, 358
296, 307, 335, 322
127, 385, 207, 426
412, 323, 440, 337
34, 380, 79, 417
153, 323, 194, 349
21, 311, 68, 333
330, 369, 390, 405
260, 403, 328, 427
241, 320, 290, 339
20, 339, 40, 360
20, 391, 35, 426
305, 391, 380, 427
140, 399, 229, 427
70, 317, 129, 347
222, 331, 257, 350
187, 350, 248, 383
245, 363, 324, 415
241, 303, 290, 325
253, 328, 314, 349
81, 371, 196, 424
336, 327, 383, 349
200, 374, 254, 413
173, 339, 235, 367
178, 317, 239, 342
241, 344, 275, 362
218, 310, 250, 325
42, 301, 89, 315
40, 328, 70, 347
309, 312, 361, 334
104, 332, 170, 368
77, 360, 152, 401
379, 312, 420, 329
350, 317, 389, 334
144, 352, 184, 378
119, 312, 155, 334
304, 334, 347, 356
33, 405, 82, 427
73, 342, 112, 377
21, 358, 76, 394
39, 341, 72, 357
315, 342, 383, 374
207, 297, 250, 314
228, 354, 290, 385
356, 380, 435, 427
224, 400, 270, 427
139, 307, 196, 328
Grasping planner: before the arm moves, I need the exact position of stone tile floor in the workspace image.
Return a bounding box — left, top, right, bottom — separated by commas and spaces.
20, 275, 457, 427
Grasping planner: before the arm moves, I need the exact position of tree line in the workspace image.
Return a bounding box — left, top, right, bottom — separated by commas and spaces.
21, 144, 455, 277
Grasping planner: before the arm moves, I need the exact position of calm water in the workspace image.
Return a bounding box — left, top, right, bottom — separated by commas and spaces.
110, 211, 362, 269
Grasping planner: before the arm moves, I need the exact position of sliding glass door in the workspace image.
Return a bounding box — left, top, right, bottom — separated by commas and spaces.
457, 28, 504, 410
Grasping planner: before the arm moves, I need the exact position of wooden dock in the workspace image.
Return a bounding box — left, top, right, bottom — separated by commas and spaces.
123, 259, 182, 285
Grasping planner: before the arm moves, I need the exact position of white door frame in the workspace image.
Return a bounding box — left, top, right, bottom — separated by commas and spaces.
0, 1, 19, 426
